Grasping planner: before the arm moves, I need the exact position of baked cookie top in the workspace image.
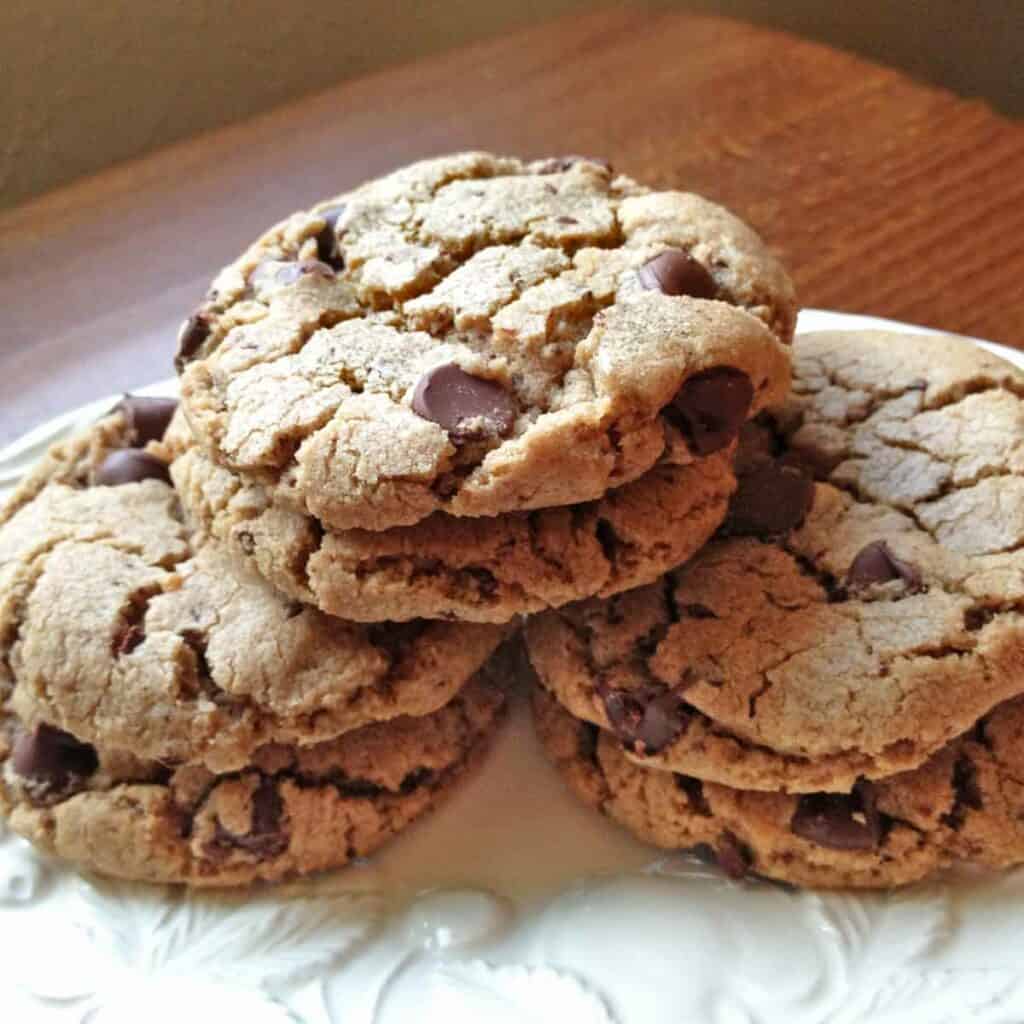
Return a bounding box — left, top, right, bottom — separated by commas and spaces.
533, 685, 1024, 890
527, 331, 1024, 791
0, 672, 504, 887
0, 402, 504, 773
169, 412, 738, 623
176, 152, 794, 531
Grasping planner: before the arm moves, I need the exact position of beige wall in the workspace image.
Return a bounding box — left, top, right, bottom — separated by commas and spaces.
1, 1, 1020, 210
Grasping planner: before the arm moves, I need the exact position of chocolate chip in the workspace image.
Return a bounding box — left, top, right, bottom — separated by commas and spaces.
95, 450, 171, 487
315, 203, 347, 269
411, 363, 517, 441
12, 724, 98, 791
113, 624, 145, 656
942, 754, 983, 830
115, 395, 179, 446
965, 607, 994, 631
537, 155, 612, 174
671, 368, 754, 455
638, 250, 717, 299
175, 311, 212, 373
790, 781, 883, 851
726, 462, 815, 537
598, 684, 690, 755
715, 831, 752, 880
251, 778, 284, 837
846, 540, 923, 594
675, 774, 711, 816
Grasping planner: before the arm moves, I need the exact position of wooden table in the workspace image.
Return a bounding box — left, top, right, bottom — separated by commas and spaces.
1, 9, 1022, 447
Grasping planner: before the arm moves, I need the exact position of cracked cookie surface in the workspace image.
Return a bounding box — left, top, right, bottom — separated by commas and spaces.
177, 152, 794, 532
526, 331, 1024, 792
0, 673, 504, 887
169, 411, 738, 623
0, 408, 504, 773
533, 685, 1024, 890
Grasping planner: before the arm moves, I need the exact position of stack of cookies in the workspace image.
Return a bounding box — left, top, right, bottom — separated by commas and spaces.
529, 329, 1024, 889
1, 151, 798, 886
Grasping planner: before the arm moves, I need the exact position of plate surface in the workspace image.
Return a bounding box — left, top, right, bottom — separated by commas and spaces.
3, 311, 1024, 1024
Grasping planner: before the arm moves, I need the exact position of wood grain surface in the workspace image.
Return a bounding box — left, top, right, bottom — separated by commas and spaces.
1, 9, 1022, 446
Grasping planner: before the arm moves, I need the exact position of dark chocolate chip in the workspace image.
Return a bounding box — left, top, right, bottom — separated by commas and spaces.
790, 781, 883, 851
846, 540, 923, 594
942, 754, 983, 830
251, 777, 284, 837
315, 203, 347, 269
175, 311, 212, 373
726, 462, 815, 537
399, 766, 434, 794
115, 395, 179, 446
675, 774, 711, 816
94, 450, 171, 487
671, 368, 754, 455
715, 830, 752, 880
411, 363, 517, 441
578, 721, 600, 764
637, 250, 717, 299
12, 723, 98, 791
113, 624, 145, 656
965, 607, 994, 631
537, 155, 612, 174
598, 684, 690, 755
213, 778, 288, 859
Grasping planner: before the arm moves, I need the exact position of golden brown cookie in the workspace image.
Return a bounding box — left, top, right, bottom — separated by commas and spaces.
168, 414, 737, 623
533, 685, 1024, 890
527, 331, 1024, 792
0, 404, 504, 774
0, 674, 504, 887
177, 152, 794, 532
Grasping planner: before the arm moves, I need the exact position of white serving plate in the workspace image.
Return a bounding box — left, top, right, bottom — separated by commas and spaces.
3, 310, 1024, 1024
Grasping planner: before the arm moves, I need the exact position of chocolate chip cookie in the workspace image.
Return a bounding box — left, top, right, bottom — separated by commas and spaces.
169, 414, 739, 623
0, 674, 505, 886
527, 331, 1024, 792
0, 403, 504, 773
533, 685, 1024, 890
176, 152, 794, 532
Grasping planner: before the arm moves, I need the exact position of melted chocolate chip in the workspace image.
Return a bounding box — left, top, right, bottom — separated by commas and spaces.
726, 462, 815, 537
315, 203, 347, 268
175, 311, 212, 373
965, 607, 995, 631
12, 724, 98, 791
671, 368, 754, 455
536, 155, 612, 174
115, 395, 179, 446
411, 363, 517, 441
113, 624, 145, 656
846, 541, 923, 594
598, 684, 690, 755
715, 830, 752, 880
214, 778, 288, 858
791, 781, 883, 851
638, 250, 717, 299
95, 450, 171, 486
